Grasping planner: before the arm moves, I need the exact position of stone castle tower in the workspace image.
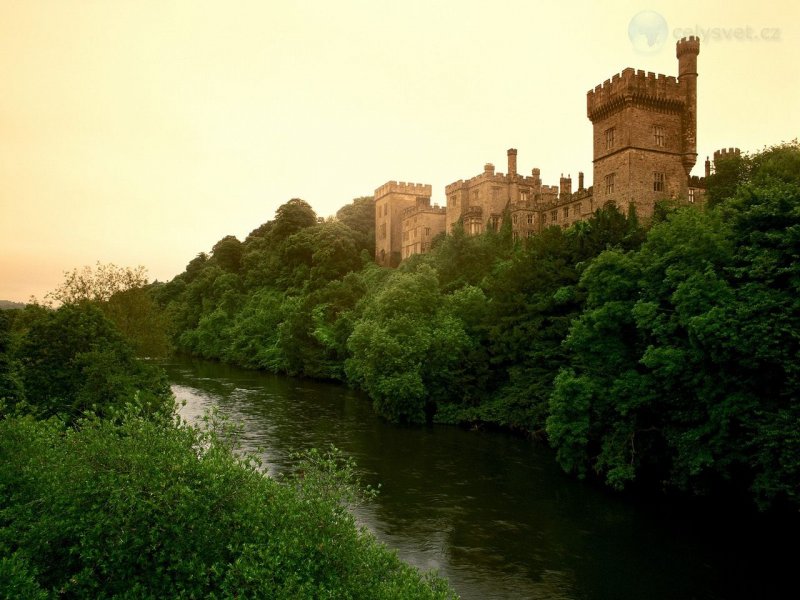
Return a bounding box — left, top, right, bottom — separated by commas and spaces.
587, 36, 700, 219
374, 181, 433, 267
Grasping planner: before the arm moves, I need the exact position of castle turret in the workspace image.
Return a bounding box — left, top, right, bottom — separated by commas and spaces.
677, 36, 700, 176
507, 148, 517, 178
578, 171, 585, 190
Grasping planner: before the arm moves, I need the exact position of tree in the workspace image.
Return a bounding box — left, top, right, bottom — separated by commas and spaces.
336, 196, 376, 255
18, 303, 170, 422
211, 235, 243, 273
346, 265, 474, 423
271, 198, 318, 241
46, 262, 148, 306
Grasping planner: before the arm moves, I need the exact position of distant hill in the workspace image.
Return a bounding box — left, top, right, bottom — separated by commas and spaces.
0, 300, 26, 310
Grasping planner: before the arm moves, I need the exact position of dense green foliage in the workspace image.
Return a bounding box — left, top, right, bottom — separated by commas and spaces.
0, 285, 455, 597
0, 412, 453, 598
153, 144, 800, 509
1, 303, 171, 424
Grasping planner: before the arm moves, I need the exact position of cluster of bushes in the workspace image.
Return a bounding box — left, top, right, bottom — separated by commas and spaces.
153, 143, 800, 510
0, 302, 454, 597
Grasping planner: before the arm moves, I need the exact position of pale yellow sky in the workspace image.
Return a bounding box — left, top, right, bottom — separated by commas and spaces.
2, 0, 798, 302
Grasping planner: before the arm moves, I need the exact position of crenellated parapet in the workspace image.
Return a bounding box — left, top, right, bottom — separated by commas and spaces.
689, 175, 706, 188
401, 202, 446, 219
587, 68, 684, 122
374, 181, 432, 199
713, 147, 741, 163
676, 36, 700, 60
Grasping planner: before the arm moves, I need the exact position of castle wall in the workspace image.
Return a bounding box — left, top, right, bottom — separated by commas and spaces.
401, 201, 446, 260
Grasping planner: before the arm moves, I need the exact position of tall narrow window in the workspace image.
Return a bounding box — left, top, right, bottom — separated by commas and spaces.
527, 214, 534, 225
383, 204, 388, 216
605, 127, 616, 149
689, 188, 695, 203
653, 172, 665, 192
563, 207, 570, 219
605, 173, 615, 195
550, 210, 558, 223
653, 125, 665, 147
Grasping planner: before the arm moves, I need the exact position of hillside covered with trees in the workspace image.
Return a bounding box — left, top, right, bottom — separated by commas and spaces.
152, 143, 800, 511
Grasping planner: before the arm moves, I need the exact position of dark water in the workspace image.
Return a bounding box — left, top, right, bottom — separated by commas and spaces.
165, 357, 793, 600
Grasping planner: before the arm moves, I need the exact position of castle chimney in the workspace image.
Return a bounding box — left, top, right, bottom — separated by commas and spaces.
560, 173, 572, 197
578, 171, 585, 190
507, 148, 517, 177
484, 163, 495, 176
705, 156, 711, 177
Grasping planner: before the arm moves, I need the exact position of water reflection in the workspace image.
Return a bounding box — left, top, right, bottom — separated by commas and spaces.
164, 357, 791, 600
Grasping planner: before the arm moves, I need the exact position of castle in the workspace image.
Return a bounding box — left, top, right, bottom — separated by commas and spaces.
374, 37, 736, 268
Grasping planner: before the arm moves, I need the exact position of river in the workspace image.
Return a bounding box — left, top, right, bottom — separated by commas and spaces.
164, 356, 792, 600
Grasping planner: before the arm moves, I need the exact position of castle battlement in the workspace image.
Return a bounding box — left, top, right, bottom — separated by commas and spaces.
713, 147, 741, 162
401, 203, 446, 219
587, 67, 684, 122
676, 36, 700, 58
375, 181, 432, 199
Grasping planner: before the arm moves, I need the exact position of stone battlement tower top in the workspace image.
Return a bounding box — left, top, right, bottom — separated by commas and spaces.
587, 37, 700, 219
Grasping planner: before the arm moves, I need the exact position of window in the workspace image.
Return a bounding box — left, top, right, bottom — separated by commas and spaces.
472, 190, 479, 201
605, 173, 615, 195
527, 214, 534, 225
573, 202, 582, 216
380, 223, 387, 240
527, 230, 535, 238
513, 231, 519, 241
383, 204, 388, 216
550, 210, 558, 223
490, 215, 500, 231
520, 190, 529, 203
605, 127, 616, 149
492, 187, 500, 201
425, 227, 431, 236
563, 207, 570, 219
450, 194, 458, 207
653, 125, 665, 148
512, 214, 518, 225
653, 172, 665, 192
689, 188, 695, 203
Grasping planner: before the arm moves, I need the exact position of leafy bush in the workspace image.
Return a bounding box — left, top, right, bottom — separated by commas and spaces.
0, 411, 455, 599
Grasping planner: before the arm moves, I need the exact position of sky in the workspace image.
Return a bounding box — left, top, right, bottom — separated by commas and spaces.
1, 0, 798, 302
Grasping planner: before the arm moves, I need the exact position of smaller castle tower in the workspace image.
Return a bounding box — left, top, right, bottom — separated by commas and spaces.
374, 181, 432, 267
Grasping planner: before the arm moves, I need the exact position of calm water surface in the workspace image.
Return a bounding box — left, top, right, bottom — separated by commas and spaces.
164, 357, 792, 600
